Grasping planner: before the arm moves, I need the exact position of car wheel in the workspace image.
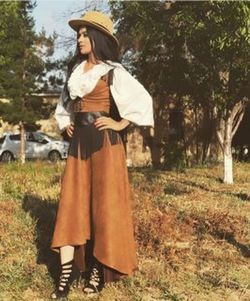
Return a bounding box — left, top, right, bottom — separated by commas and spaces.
1, 151, 14, 162
48, 150, 61, 162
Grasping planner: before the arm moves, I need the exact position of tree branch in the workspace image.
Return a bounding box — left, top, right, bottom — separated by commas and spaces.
216, 127, 224, 150
213, 105, 224, 149
231, 99, 244, 120
232, 108, 245, 137
231, 97, 249, 137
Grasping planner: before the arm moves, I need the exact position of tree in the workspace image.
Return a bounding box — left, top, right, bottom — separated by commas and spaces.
110, 1, 250, 182
175, 1, 250, 183
110, 1, 187, 167
0, 0, 56, 163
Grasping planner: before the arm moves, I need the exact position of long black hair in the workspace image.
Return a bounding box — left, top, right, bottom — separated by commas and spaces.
62, 26, 120, 108
67, 26, 120, 77
61, 26, 126, 144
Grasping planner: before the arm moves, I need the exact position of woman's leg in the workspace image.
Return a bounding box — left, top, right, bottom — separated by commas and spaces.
60, 245, 74, 264
51, 246, 75, 299
83, 256, 104, 294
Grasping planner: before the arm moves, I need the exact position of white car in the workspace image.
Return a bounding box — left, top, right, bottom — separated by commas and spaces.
0, 132, 69, 162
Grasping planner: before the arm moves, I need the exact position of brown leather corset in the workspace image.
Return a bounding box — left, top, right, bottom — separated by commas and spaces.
73, 75, 110, 113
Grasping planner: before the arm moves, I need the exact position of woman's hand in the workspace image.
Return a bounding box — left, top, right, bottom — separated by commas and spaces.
94, 117, 129, 131
66, 122, 74, 137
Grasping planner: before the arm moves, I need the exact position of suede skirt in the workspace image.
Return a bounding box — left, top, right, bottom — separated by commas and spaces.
51, 111, 138, 282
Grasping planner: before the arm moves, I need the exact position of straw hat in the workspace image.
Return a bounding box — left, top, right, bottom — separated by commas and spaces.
68, 11, 119, 46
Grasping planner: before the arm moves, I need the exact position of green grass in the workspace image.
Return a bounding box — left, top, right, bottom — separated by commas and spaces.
0, 161, 249, 300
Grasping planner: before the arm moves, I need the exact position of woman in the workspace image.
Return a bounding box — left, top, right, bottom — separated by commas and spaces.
51, 11, 154, 298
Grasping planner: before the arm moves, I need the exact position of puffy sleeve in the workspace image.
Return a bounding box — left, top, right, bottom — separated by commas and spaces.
54, 93, 74, 132
110, 65, 154, 127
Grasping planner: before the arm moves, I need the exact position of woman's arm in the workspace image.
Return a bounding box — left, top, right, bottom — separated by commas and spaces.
54, 98, 74, 132
118, 118, 130, 130
109, 65, 154, 127
94, 117, 130, 131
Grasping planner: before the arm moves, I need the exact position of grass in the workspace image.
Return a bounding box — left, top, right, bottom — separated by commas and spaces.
0, 161, 249, 300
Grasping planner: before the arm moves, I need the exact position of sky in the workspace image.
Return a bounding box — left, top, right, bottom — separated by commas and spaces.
32, 0, 109, 59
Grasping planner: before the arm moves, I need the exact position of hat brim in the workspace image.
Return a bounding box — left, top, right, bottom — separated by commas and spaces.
68, 19, 119, 46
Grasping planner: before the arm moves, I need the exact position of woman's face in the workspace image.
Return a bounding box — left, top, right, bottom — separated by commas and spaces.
77, 27, 92, 55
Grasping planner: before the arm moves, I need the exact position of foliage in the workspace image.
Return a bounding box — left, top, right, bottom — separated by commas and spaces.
110, 1, 250, 171
111, 0, 249, 112
162, 141, 187, 171
110, 1, 180, 97
175, 1, 250, 114
0, 0, 57, 128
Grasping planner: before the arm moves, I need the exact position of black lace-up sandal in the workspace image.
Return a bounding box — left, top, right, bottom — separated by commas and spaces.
83, 261, 104, 294
51, 259, 74, 299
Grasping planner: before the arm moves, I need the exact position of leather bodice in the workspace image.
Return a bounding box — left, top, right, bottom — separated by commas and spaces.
73, 75, 110, 113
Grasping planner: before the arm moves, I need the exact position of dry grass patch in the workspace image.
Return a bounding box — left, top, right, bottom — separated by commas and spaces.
0, 161, 249, 300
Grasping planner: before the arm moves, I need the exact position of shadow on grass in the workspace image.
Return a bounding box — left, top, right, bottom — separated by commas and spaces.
22, 194, 60, 284
129, 167, 250, 201
212, 231, 250, 258
173, 179, 250, 202
234, 192, 250, 202
128, 166, 163, 182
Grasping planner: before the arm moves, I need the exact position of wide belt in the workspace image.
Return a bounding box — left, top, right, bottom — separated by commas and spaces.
74, 111, 109, 126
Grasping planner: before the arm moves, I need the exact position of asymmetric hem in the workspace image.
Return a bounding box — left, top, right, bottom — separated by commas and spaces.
51, 76, 138, 281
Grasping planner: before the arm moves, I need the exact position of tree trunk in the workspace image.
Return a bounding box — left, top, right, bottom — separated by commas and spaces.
151, 142, 161, 168
194, 107, 200, 164
223, 117, 233, 184
223, 143, 233, 184
19, 121, 25, 164
202, 106, 214, 163
203, 143, 211, 162
215, 98, 248, 184
216, 116, 234, 184
146, 97, 167, 168
145, 126, 162, 168
140, 125, 162, 168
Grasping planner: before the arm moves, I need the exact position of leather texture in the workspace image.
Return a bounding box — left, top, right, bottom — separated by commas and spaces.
51, 75, 138, 282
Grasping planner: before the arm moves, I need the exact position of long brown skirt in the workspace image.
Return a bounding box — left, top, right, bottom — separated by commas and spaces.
51, 113, 138, 282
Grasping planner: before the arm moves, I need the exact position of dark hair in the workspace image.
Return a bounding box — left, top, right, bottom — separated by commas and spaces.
67, 26, 120, 78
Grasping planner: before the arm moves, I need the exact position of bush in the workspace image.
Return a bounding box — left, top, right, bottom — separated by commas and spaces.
162, 141, 187, 171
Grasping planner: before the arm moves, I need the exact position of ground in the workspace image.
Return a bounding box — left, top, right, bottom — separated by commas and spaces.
0, 161, 249, 301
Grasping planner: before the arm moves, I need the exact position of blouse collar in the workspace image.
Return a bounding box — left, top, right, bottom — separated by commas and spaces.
67, 60, 115, 100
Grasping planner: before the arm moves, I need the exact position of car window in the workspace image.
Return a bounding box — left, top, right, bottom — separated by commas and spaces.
26, 132, 35, 142
32, 132, 47, 143
39, 133, 56, 141
9, 134, 21, 141
0, 136, 6, 144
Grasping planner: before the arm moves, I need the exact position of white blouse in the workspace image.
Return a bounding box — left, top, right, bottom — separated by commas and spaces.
54, 60, 154, 131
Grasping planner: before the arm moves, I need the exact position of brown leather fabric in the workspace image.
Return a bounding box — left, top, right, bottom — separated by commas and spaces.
73, 77, 110, 113
51, 75, 138, 281
68, 113, 121, 160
